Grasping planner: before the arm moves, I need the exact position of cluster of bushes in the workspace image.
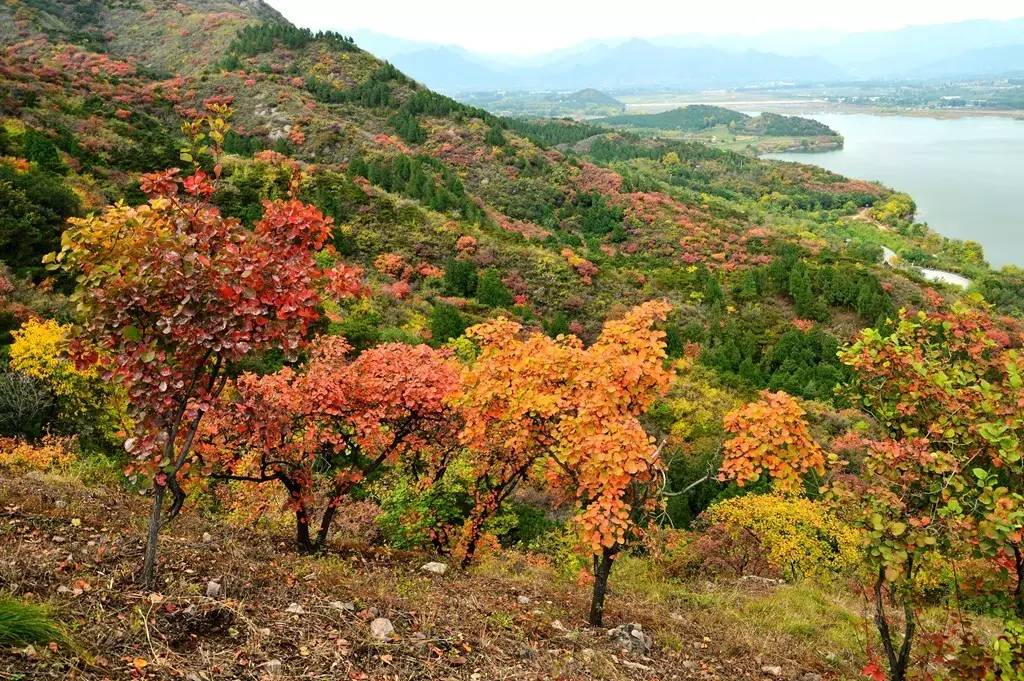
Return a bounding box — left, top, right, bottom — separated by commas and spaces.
503, 118, 605, 148
760, 244, 894, 325
221, 21, 356, 69
305, 63, 409, 107
349, 153, 484, 223
0, 134, 81, 278
701, 320, 847, 402
587, 135, 877, 210
670, 494, 859, 581
442, 259, 514, 308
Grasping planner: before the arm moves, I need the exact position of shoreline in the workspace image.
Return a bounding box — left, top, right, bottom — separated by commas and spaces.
620, 98, 1024, 122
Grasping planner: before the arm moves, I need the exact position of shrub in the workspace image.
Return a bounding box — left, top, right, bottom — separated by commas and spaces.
376, 467, 474, 551
444, 259, 478, 297
0, 372, 53, 438
684, 494, 860, 581
0, 434, 77, 472
429, 303, 468, 344
9, 319, 128, 452
475, 268, 513, 308
0, 597, 63, 646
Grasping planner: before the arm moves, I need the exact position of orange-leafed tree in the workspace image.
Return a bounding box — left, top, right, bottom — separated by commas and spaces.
718, 390, 827, 494
200, 336, 461, 554
453, 300, 674, 625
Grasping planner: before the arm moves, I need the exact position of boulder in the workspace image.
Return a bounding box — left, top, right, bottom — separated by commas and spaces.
369, 617, 395, 640
421, 561, 448, 576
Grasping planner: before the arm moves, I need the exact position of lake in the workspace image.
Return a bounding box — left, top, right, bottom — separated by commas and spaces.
766, 113, 1024, 269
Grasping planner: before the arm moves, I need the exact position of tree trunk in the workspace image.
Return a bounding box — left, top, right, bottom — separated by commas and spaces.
295, 506, 314, 554
589, 547, 616, 626
141, 484, 166, 588
457, 513, 488, 568
314, 503, 338, 552
874, 564, 915, 681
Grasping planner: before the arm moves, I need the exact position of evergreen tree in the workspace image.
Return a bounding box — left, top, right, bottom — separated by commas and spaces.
476, 269, 513, 308
429, 303, 468, 344
444, 259, 478, 297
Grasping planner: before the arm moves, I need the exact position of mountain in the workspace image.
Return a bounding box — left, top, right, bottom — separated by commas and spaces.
388, 39, 845, 93
390, 46, 512, 92
353, 17, 1024, 92
910, 44, 1024, 79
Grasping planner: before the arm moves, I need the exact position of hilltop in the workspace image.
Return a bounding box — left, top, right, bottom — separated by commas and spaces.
595, 106, 843, 153
1, 1, 1024, 680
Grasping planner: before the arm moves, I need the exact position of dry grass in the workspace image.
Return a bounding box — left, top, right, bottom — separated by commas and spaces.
0, 472, 870, 680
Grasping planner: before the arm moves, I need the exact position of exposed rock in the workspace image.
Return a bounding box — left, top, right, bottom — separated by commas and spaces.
369, 617, 395, 640
264, 659, 282, 675
201, 532, 213, 543
329, 600, 355, 612
205, 580, 221, 598
606, 623, 652, 654
517, 595, 531, 605
740, 574, 784, 586
421, 561, 448, 575
761, 665, 783, 677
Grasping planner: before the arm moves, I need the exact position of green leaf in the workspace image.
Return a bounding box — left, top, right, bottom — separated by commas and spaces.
890, 522, 907, 537
123, 325, 142, 342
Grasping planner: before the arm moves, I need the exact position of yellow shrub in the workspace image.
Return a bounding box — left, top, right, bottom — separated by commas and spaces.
9, 319, 128, 451
0, 435, 76, 472
700, 493, 861, 581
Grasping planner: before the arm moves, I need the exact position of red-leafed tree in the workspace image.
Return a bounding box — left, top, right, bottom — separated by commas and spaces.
199, 336, 461, 554
453, 300, 674, 625
51, 168, 361, 585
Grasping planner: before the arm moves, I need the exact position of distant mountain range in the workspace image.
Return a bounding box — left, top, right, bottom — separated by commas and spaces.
348, 19, 1024, 94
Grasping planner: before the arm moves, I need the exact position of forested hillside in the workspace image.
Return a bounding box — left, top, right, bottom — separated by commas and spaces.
1, 1, 1023, 680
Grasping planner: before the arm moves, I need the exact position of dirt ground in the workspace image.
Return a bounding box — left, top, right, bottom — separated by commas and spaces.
0, 472, 847, 680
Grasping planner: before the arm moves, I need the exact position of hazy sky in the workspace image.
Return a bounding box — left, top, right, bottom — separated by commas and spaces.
266, 1, 1024, 54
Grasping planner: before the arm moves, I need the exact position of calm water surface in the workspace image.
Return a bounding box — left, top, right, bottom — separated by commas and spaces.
767, 114, 1024, 269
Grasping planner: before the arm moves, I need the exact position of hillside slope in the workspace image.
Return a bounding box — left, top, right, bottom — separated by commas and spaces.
2, 3, 1024, 679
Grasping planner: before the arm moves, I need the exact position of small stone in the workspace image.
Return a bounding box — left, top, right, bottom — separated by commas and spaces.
369, 617, 395, 640
201, 532, 213, 543
330, 600, 355, 612
517, 595, 531, 605
205, 580, 221, 598
761, 665, 783, 677
606, 623, 652, 654
284, 602, 305, 614
52, 535, 66, 543
799, 674, 822, 681
265, 659, 282, 675
421, 561, 448, 575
